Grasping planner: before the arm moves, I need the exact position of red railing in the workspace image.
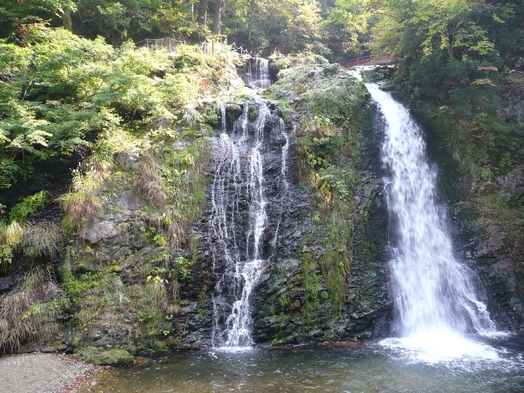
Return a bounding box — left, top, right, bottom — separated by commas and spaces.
342, 54, 393, 68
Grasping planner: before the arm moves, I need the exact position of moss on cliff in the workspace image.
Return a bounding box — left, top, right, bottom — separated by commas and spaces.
259, 54, 386, 336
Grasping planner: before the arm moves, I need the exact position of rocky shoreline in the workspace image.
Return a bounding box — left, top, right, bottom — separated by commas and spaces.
0, 353, 99, 393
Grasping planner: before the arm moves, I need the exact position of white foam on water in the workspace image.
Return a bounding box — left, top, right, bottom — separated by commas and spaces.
214, 345, 255, 353
380, 332, 499, 363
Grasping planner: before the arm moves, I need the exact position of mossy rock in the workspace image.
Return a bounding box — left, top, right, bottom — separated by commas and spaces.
225, 103, 243, 124
78, 346, 134, 366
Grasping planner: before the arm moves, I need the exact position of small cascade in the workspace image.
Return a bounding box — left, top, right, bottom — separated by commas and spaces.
211, 97, 289, 350
246, 58, 271, 89
352, 68, 498, 360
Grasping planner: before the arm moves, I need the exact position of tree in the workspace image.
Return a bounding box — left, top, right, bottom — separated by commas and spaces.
323, 0, 371, 60
0, 0, 76, 38
198, 0, 208, 25
221, 0, 325, 54
212, 0, 225, 34
62, 6, 73, 31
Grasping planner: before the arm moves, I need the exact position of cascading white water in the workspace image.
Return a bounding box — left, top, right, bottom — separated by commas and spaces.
211, 96, 289, 350
246, 58, 271, 89
360, 78, 499, 360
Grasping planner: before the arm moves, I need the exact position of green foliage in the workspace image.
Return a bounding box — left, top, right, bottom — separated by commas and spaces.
64, 272, 101, 304
0, 247, 14, 272
318, 202, 353, 310
346, 0, 524, 202
298, 120, 343, 171
171, 256, 192, 281
275, 99, 294, 123
0, 0, 75, 38
322, 0, 370, 61
0, 221, 27, 272
300, 252, 321, 309
9, 191, 48, 222
1, 26, 240, 194
223, 0, 326, 54
347, 0, 519, 114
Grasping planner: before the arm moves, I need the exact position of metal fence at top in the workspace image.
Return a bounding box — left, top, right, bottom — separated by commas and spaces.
135, 37, 252, 57
135, 37, 184, 52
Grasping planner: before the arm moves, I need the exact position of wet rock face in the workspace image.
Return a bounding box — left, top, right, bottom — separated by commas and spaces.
75, 191, 150, 269
250, 170, 391, 344
257, 129, 391, 342
173, 94, 392, 347
0, 276, 16, 293
453, 167, 524, 330
206, 101, 291, 265
178, 100, 295, 347
172, 62, 394, 347
71, 64, 393, 352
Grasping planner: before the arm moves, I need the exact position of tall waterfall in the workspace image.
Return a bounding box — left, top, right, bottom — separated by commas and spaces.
363, 80, 498, 359
210, 60, 289, 349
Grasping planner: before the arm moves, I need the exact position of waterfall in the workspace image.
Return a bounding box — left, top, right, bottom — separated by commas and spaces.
360, 77, 499, 360
246, 58, 271, 89
211, 96, 289, 350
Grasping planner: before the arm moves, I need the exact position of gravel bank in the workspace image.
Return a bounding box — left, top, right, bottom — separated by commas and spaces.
0, 353, 98, 393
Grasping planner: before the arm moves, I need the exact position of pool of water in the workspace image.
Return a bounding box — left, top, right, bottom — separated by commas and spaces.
79, 335, 524, 393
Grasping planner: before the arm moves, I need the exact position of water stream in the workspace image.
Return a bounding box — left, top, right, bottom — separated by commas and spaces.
210, 59, 289, 350
246, 58, 271, 89
81, 338, 524, 393
361, 75, 500, 361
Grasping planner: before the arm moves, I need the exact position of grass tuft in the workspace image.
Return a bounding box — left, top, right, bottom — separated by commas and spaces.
0, 266, 63, 353
23, 221, 62, 260
60, 155, 113, 232
0, 221, 27, 271
133, 155, 167, 207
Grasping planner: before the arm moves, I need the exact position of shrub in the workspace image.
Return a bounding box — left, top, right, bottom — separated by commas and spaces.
60, 191, 102, 231
9, 191, 48, 223
61, 155, 113, 231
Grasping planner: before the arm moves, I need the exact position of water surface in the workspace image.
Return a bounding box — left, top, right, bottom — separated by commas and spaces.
80, 336, 524, 393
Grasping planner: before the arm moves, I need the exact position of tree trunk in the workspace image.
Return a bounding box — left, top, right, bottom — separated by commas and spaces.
211, 0, 224, 34
197, 0, 208, 25
62, 7, 73, 32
